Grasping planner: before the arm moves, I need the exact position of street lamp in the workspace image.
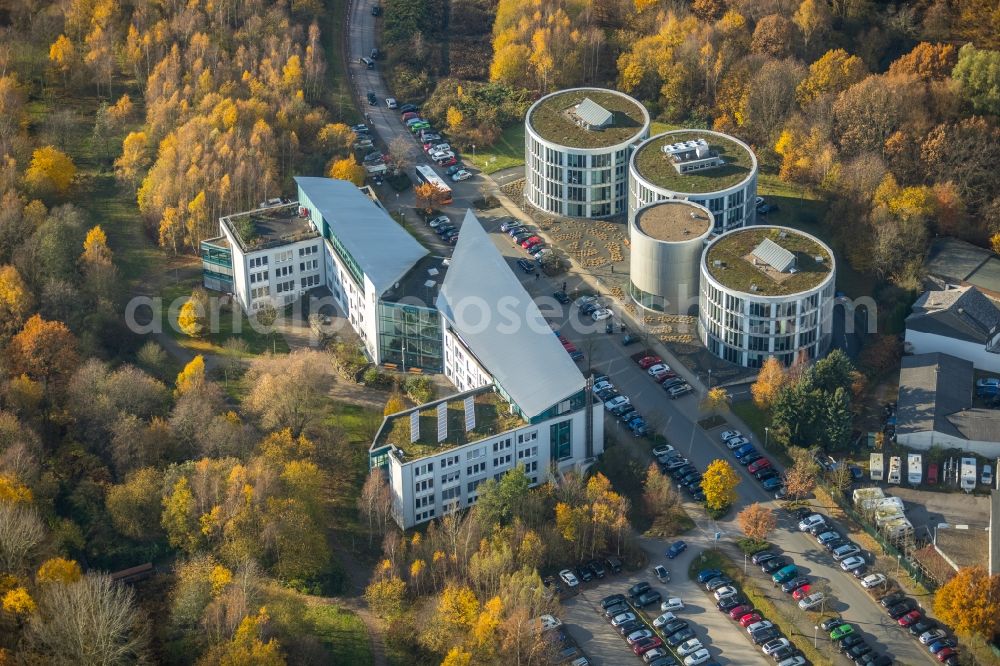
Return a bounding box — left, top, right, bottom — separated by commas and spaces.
813, 625, 819, 648
708, 368, 712, 389
896, 554, 902, 576
744, 552, 748, 574
764, 426, 770, 451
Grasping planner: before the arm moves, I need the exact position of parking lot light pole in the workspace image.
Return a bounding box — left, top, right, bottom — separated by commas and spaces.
813, 625, 819, 648
764, 426, 770, 451
744, 552, 748, 574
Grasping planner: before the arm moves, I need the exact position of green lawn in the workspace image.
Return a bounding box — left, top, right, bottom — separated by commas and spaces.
732, 400, 770, 443
650, 121, 685, 135
160, 278, 290, 355
305, 604, 372, 664
464, 124, 525, 174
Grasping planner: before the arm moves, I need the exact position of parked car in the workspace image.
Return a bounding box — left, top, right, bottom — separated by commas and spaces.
762, 638, 791, 655
600, 593, 625, 609
666, 540, 687, 559
798, 514, 825, 531
558, 569, 578, 588
366, 91, 377, 105
720, 429, 742, 442
385, 97, 397, 108
451, 169, 472, 181
636, 590, 662, 607
830, 624, 854, 640
697, 569, 723, 583
669, 384, 693, 399
654, 565, 671, 583
515, 259, 535, 274
638, 355, 662, 369
780, 577, 810, 594
798, 593, 825, 610
840, 556, 867, 572
751, 551, 777, 565
761, 557, 790, 574
611, 612, 637, 627
861, 573, 886, 589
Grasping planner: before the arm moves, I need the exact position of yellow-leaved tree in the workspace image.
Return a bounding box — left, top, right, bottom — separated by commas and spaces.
82, 225, 113, 267
0, 265, 34, 339
933, 566, 1000, 640
1, 587, 35, 616
701, 459, 741, 511
751, 357, 787, 410
441, 648, 473, 666
447, 106, 464, 132
36, 557, 83, 584
24, 146, 76, 196
384, 393, 407, 416
174, 355, 206, 397
701, 387, 730, 415
327, 157, 366, 186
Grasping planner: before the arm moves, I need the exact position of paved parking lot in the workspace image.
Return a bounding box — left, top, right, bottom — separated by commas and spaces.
560, 538, 771, 666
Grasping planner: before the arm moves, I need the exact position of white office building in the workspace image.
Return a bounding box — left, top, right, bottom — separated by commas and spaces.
524, 88, 650, 218
629, 129, 758, 232
203, 178, 447, 371
370, 211, 604, 528
698, 226, 836, 368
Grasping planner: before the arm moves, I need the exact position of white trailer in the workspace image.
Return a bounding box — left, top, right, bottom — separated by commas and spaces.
961, 457, 977, 492
853, 487, 885, 511
888, 456, 901, 485
907, 453, 922, 485
882, 517, 914, 540
870, 453, 884, 481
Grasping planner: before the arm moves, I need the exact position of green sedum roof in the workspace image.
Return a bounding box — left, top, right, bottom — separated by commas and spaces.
633, 131, 755, 194
705, 227, 833, 296
528, 89, 648, 149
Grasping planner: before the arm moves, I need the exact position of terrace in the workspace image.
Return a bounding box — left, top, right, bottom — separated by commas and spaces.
375, 386, 528, 460
705, 227, 832, 296
528, 89, 647, 149
222, 202, 320, 253
633, 131, 754, 193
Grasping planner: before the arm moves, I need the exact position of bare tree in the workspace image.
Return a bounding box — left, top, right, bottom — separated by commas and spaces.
387, 135, 415, 173
243, 350, 330, 435
0, 501, 45, 572
358, 470, 394, 544
27, 574, 149, 664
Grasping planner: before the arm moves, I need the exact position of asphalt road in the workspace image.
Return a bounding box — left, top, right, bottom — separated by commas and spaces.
346, 7, 934, 665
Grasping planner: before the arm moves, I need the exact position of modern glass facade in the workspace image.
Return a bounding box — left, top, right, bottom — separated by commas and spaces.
550, 419, 572, 461
377, 301, 443, 372
200, 239, 234, 292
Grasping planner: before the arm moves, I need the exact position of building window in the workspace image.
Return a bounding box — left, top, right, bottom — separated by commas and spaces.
549, 420, 572, 461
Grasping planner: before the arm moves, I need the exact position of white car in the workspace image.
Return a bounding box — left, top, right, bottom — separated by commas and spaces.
797, 592, 825, 610
652, 612, 677, 628
860, 573, 886, 589
652, 444, 675, 458
761, 638, 790, 655
798, 514, 825, 531
676, 639, 703, 657
726, 436, 750, 449
919, 629, 947, 645
720, 429, 742, 442
713, 585, 738, 601
684, 650, 711, 666
591, 308, 613, 321
451, 169, 472, 181
660, 597, 684, 612
777, 657, 806, 666
429, 150, 455, 161
840, 556, 866, 572
642, 649, 669, 663
746, 620, 773, 634
428, 215, 449, 228
558, 569, 579, 587
647, 363, 669, 376
591, 380, 613, 394
626, 629, 654, 644
983, 464, 993, 486
426, 143, 451, 154
385, 97, 397, 108
611, 612, 636, 627
604, 396, 630, 411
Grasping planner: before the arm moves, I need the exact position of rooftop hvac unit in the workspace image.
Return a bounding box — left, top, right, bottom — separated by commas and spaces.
779, 231, 788, 238
713, 260, 723, 267
750, 284, 758, 292
814, 255, 824, 262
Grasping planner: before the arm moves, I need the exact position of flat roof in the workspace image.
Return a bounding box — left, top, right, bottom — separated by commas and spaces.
704, 227, 833, 296
222, 203, 320, 252
633, 130, 755, 194
527, 88, 648, 149
634, 200, 712, 242
380, 255, 450, 306
437, 210, 586, 418
375, 385, 528, 460
295, 177, 428, 295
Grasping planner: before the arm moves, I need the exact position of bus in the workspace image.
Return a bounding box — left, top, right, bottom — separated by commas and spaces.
415, 164, 453, 204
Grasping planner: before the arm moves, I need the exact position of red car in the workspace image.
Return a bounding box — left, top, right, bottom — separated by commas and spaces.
436, 156, 458, 167
898, 610, 922, 627
652, 369, 678, 383
521, 236, 542, 249
401, 112, 418, 121
728, 604, 753, 620
631, 636, 663, 655
747, 458, 772, 474
638, 355, 662, 369
936, 648, 957, 662
792, 586, 812, 601
738, 612, 762, 627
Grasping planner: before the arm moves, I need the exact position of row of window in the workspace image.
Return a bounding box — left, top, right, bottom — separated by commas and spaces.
249, 256, 268, 268
299, 245, 318, 257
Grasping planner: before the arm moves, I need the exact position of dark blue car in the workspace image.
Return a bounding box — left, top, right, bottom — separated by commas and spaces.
697, 568, 722, 583
666, 540, 687, 559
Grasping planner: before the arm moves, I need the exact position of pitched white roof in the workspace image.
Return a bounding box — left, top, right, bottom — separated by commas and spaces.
752, 237, 796, 273
294, 177, 428, 294
574, 98, 613, 128
437, 211, 585, 418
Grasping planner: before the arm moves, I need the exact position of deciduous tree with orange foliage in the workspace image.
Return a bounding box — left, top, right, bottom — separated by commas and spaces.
7, 315, 79, 392
24, 146, 76, 196
933, 566, 1000, 640
326, 157, 366, 186
738, 502, 776, 542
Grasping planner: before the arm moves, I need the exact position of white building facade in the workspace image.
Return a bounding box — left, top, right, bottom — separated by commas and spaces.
698, 227, 836, 368
524, 88, 650, 218
629, 130, 758, 233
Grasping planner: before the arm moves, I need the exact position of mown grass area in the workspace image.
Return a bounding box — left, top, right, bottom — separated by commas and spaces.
464, 123, 526, 174
304, 604, 373, 665
160, 277, 290, 355
732, 400, 769, 443
322, 0, 361, 125
650, 121, 685, 135
688, 549, 833, 666
323, 402, 383, 550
